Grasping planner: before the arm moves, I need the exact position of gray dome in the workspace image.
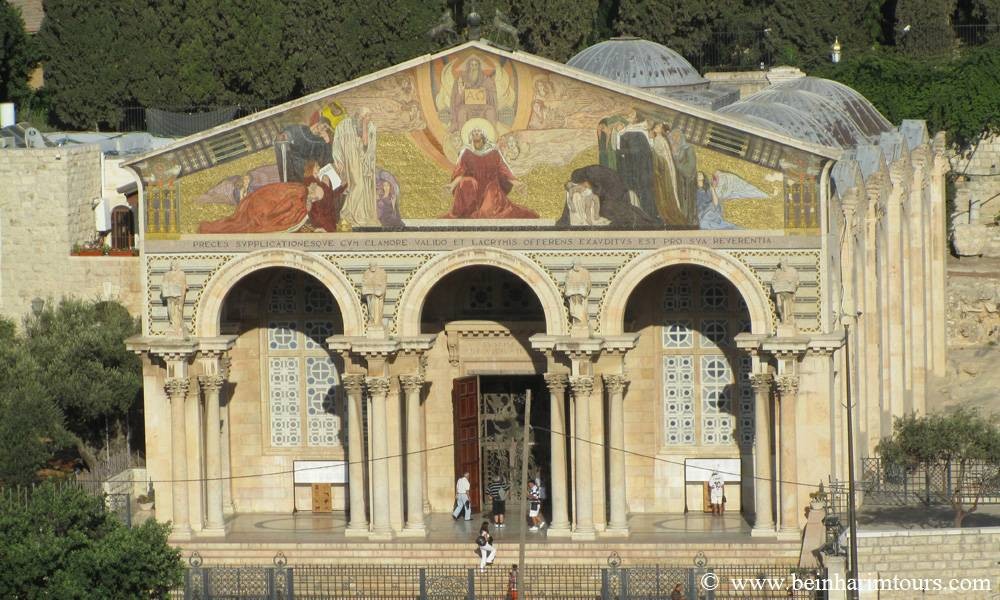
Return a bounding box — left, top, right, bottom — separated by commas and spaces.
718, 76, 893, 148
567, 37, 708, 91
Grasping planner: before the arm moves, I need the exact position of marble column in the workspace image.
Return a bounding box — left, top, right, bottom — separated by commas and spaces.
776, 374, 800, 535
400, 374, 426, 534
604, 374, 629, 533
750, 373, 775, 534
198, 374, 226, 534
543, 373, 570, 536
343, 374, 369, 535
165, 377, 192, 540
569, 375, 595, 539
366, 376, 392, 538
219, 357, 235, 515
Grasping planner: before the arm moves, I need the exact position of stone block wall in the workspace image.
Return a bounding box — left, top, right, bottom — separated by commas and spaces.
0, 145, 142, 322
857, 527, 1000, 599
951, 134, 1000, 227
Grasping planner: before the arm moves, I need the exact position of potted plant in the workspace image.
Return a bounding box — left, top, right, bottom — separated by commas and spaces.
71, 239, 105, 256
108, 248, 136, 257
137, 489, 155, 511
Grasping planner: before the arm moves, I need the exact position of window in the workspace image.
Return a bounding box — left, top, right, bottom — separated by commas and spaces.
264, 271, 343, 449
661, 268, 754, 449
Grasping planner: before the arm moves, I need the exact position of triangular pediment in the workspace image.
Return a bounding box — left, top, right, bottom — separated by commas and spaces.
129, 41, 834, 236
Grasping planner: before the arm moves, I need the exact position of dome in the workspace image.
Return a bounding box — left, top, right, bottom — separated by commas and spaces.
717, 76, 893, 148
567, 37, 708, 91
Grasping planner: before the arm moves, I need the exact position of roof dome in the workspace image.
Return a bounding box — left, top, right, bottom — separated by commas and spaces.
567, 37, 708, 91
717, 76, 893, 148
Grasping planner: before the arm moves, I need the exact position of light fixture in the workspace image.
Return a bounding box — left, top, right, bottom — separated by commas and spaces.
831, 37, 842, 64
31, 297, 45, 317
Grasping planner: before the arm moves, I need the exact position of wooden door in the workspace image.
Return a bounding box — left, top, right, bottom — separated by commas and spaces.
452, 376, 481, 512
312, 483, 332, 512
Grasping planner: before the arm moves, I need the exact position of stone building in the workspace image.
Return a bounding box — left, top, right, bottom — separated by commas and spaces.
122, 40, 947, 542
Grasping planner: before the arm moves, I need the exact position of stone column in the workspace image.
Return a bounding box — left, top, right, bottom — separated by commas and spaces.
219, 357, 235, 515
343, 374, 369, 535
165, 377, 192, 540
543, 373, 571, 536
400, 374, 426, 534
604, 374, 629, 534
750, 373, 775, 535
775, 374, 800, 535
569, 375, 595, 539
366, 376, 392, 538
198, 374, 226, 534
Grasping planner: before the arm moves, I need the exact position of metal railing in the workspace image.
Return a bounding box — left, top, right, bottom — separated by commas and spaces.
172, 553, 826, 599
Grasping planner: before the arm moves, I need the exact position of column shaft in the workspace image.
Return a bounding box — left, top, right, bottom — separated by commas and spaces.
165, 378, 191, 538
367, 376, 392, 537
569, 376, 595, 537
776, 375, 799, 533
199, 375, 225, 532
401, 375, 426, 532
605, 375, 629, 532
343, 374, 368, 534
544, 374, 570, 534
751, 374, 775, 533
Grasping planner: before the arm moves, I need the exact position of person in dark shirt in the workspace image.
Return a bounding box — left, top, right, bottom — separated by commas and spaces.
486, 474, 510, 528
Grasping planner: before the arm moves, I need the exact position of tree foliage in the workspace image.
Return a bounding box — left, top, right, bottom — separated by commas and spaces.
895, 0, 960, 54
22, 299, 141, 453
877, 408, 1000, 526
0, 0, 38, 105
0, 482, 183, 598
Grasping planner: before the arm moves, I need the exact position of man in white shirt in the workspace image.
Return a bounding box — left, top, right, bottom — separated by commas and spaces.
452, 471, 472, 521
709, 471, 725, 515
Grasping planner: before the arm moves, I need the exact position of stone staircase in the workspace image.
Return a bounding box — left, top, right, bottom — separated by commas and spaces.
177, 539, 801, 566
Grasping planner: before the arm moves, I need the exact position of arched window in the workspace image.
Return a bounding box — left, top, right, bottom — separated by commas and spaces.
661, 268, 754, 450
263, 270, 343, 450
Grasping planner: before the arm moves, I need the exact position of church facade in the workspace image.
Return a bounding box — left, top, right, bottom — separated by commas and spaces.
124, 41, 948, 541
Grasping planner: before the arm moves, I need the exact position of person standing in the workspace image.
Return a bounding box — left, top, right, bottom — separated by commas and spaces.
709, 470, 726, 515
527, 480, 545, 531
476, 521, 496, 572
453, 471, 472, 521
486, 474, 509, 528
507, 564, 519, 599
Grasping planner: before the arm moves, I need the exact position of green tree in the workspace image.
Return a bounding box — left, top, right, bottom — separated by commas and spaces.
0, 318, 66, 485
877, 408, 1000, 526
0, 482, 183, 598
468, 0, 598, 61
0, 0, 38, 104
895, 0, 959, 55
22, 299, 141, 458
766, 0, 884, 67
615, 0, 744, 60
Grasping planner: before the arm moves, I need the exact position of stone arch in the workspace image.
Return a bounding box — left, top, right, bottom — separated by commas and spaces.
396, 248, 567, 337
196, 249, 364, 337
601, 246, 772, 336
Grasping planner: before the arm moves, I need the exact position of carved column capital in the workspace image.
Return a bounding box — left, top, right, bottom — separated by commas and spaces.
164, 377, 190, 400
342, 373, 366, 394
198, 374, 225, 393
543, 372, 568, 393
365, 376, 391, 397
399, 374, 425, 394
568, 375, 595, 397
603, 374, 629, 395
775, 375, 799, 396
749, 373, 773, 393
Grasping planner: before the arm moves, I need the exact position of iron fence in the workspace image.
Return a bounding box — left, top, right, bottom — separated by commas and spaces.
171, 555, 826, 600
860, 457, 1000, 506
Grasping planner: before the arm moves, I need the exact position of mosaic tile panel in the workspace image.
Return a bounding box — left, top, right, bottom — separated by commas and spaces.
269, 357, 301, 447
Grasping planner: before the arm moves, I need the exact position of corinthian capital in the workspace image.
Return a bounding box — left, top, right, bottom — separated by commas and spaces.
399, 374, 425, 394
198, 374, 225, 393
342, 373, 366, 395
365, 376, 391, 397
775, 375, 799, 396
749, 373, 773, 393
603, 374, 629, 395
543, 372, 568, 393
164, 377, 190, 400
568, 375, 594, 397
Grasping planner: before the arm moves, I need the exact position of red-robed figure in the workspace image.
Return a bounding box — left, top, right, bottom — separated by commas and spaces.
441, 128, 538, 219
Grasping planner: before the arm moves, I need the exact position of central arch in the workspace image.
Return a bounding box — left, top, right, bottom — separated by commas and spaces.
195, 249, 364, 338
396, 248, 567, 337
601, 246, 772, 336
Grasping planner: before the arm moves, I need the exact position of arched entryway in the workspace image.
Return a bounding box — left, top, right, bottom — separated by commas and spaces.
413, 263, 555, 521
217, 266, 354, 515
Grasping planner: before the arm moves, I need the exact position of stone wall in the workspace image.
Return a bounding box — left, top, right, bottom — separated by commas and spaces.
857, 527, 1000, 599
0, 145, 142, 322
949, 134, 1000, 256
